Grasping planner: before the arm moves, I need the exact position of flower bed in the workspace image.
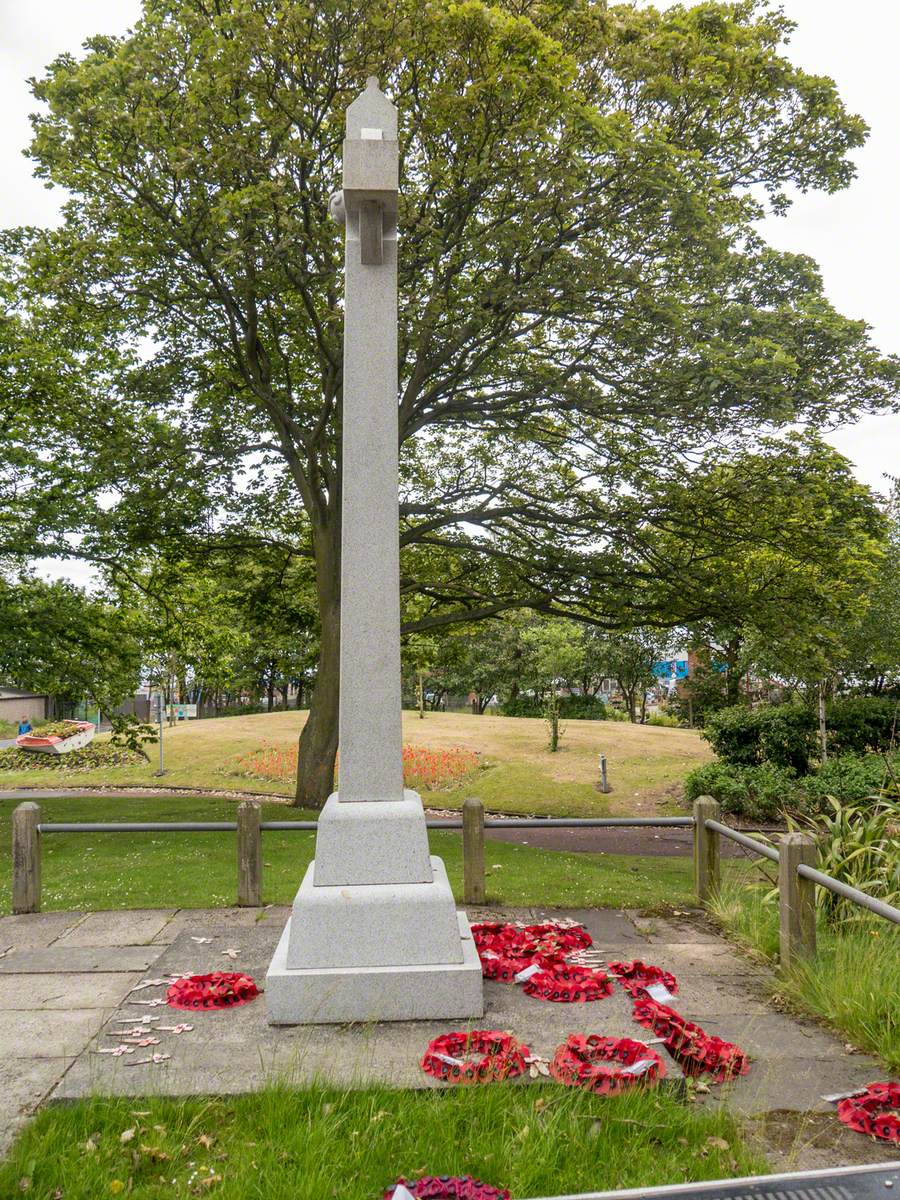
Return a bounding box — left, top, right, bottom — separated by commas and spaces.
0, 744, 144, 772
232, 741, 480, 791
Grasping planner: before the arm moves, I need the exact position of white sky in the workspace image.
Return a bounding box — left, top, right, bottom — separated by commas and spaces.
2, 0, 898, 589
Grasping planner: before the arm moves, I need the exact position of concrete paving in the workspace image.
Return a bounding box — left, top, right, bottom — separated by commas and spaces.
0, 905, 894, 1173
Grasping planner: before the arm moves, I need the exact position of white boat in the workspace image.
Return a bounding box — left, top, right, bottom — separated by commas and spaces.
16, 720, 96, 755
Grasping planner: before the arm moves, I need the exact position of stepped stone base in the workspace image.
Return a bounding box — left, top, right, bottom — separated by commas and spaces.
266, 909, 484, 1025
312, 791, 433, 886
285, 856, 463, 969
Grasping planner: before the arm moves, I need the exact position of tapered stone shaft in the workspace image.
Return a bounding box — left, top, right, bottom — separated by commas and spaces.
338, 77, 403, 804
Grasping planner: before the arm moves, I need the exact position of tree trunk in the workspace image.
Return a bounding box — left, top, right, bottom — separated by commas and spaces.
295, 528, 340, 809
818, 679, 828, 763
266, 675, 275, 712
725, 636, 743, 705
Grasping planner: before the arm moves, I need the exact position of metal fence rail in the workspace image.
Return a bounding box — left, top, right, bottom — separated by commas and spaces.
37, 816, 695, 834
9, 796, 899, 963
797, 861, 900, 925
704, 818, 780, 863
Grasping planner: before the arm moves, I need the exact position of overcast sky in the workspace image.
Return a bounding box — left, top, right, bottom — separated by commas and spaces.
2, 1, 898, 587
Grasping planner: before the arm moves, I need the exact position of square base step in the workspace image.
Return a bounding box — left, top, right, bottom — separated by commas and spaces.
266, 911, 484, 1025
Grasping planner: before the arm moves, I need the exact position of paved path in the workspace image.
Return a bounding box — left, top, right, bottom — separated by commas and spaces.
0, 906, 893, 1172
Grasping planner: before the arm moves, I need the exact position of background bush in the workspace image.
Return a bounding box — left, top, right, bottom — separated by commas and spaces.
796, 752, 897, 808
825, 697, 898, 756
684, 751, 899, 819
647, 713, 682, 727
500, 695, 608, 720
683, 760, 796, 822
703, 704, 815, 772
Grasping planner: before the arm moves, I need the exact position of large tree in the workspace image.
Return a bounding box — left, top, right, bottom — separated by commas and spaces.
647, 435, 888, 696
0, 573, 141, 710
7, 0, 897, 805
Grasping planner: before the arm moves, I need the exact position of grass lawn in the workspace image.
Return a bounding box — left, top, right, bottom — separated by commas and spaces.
710, 882, 900, 1072
0, 710, 711, 818
0, 1083, 767, 1199
0, 794, 703, 914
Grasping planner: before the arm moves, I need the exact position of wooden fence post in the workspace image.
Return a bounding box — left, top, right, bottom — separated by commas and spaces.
12, 801, 41, 915
462, 797, 486, 905
778, 832, 817, 968
693, 796, 720, 904
599, 754, 610, 794
237, 800, 262, 907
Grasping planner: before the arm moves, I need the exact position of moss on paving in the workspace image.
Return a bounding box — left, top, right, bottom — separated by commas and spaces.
0, 1084, 767, 1199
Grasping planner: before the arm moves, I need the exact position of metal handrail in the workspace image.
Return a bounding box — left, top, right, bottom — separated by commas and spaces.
37, 816, 693, 834
797, 862, 900, 925
704, 818, 779, 862
39, 821, 240, 833
32, 812, 900, 929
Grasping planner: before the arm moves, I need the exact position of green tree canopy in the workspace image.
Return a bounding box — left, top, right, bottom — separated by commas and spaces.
0, 573, 141, 709
5, 0, 897, 804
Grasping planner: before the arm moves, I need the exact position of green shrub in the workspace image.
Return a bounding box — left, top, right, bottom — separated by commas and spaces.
703, 703, 815, 772
790, 793, 900, 924
559, 695, 608, 720
647, 713, 681, 727
500, 695, 607, 720
683, 760, 796, 821
825, 697, 898, 756
797, 752, 896, 810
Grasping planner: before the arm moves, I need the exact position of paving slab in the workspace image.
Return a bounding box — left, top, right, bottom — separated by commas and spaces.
0, 1009, 112, 1058
0, 1057, 75, 1157
628, 913, 727, 944
0, 911, 86, 949
149, 906, 272, 944
56, 909, 177, 947
0, 972, 143, 1010
532, 907, 647, 943
0, 945, 162, 974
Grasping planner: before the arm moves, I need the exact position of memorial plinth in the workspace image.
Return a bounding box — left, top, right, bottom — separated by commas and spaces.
265, 79, 483, 1024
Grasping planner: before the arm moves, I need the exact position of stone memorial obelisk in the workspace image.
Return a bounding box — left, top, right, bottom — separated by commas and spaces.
266, 79, 483, 1024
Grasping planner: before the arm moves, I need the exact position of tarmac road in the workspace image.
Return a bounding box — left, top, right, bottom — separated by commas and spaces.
483, 820, 751, 858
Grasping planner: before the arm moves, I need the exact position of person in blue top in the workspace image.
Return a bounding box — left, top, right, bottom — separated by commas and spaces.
17, 716, 32, 735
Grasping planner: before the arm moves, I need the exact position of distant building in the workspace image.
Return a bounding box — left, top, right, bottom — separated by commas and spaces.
0, 686, 50, 725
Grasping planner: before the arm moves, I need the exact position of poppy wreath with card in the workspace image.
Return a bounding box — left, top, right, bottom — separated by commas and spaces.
837, 1083, 900, 1143
471, 920, 591, 982
550, 1035, 667, 1096
607, 960, 679, 1000
631, 998, 749, 1082
384, 1177, 510, 1199
166, 972, 260, 1011
521, 963, 614, 1003
420, 1030, 530, 1084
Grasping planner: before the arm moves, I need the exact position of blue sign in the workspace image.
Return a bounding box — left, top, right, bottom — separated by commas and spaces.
652, 659, 688, 680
